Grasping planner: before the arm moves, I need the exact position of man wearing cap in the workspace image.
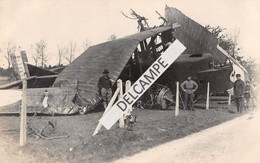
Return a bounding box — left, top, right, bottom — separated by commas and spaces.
181, 76, 198, 111
234, 74, 245, 113
98, 69, 113, 108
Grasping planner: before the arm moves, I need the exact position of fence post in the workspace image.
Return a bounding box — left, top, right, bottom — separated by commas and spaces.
20, 80, 27, 146
118, 80, 124, 128
175, 81, 179, 116
206, 82, 210, 110
93, 86, 120, 136
124, 80, 132, 118
228, 91, 231, 105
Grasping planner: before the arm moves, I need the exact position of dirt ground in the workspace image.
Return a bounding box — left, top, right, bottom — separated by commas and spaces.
0, 102, 248, 163
114, 109, 260, 163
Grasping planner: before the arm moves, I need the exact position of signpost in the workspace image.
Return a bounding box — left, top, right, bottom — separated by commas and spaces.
93, 84, 121, 136
228, 92, 231, 105
175, 81, 179, 116
20, 80, 27, 146
118, 80, 124, 128
99, 39, 186, 130
206, 82, 210, 110
10, 50, 27, 80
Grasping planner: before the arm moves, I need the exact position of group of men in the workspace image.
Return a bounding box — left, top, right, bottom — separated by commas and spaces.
180, 74, 252, 112
97, 69, 251, 113
97, 68, 200, 111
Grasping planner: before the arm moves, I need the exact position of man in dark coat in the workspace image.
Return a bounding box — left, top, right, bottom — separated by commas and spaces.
244, 81, 251, 110
233, 74, 245, 113
98, 69, 113, 108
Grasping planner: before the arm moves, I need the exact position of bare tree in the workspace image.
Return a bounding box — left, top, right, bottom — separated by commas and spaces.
230, 30, 240, 58
242, 57, 257, 80
82, 39, 91, 52
155, 11, 167, 26
1, 41, 16, 68
205, 25, 240, 58
206, 25, 257, 79
121, 9, 150, 32
35, 40, 47, 67
32, 53, 40, 66
64, 41, 77, 64
107, 34, 117, 41
31, 44, 40, 66
57, 44, 67, 66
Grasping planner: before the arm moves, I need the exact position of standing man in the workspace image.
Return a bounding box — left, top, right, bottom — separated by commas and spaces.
244, 81, 251, 110
98, 69, 113, 108
181, 77, 198, 111
233, 74, 245, 113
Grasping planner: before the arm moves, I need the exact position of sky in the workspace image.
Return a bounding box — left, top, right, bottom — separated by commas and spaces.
0, 0, 260, 67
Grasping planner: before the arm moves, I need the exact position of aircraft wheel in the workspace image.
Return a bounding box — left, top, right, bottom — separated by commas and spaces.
161, 99, 167, 109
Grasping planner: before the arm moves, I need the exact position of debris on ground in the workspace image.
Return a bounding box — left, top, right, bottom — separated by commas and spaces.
27, 113, 69, 140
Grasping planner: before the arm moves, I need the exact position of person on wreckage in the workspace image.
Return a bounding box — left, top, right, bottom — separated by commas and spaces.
97, 69, 115, 109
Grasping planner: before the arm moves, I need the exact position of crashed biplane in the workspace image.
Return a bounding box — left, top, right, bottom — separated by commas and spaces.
1, 6, 237, 114
54, 29, 233, 111
53, 7, 234, 111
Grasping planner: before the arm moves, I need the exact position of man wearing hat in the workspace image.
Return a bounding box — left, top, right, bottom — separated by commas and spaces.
233, 74, 245, 113
98, 69, 113, 108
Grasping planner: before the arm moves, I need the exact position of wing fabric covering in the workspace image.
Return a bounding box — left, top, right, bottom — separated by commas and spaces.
165, 7, 227, 63
54, 27, 172, 107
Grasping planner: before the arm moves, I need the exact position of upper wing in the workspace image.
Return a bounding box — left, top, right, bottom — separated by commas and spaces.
54, 26, 172, 104
165, 7, 227, 63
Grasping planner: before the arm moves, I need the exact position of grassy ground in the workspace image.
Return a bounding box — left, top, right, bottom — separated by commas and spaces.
0, 103, 247, 163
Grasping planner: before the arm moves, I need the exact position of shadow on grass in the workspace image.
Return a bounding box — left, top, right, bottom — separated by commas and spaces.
228, 110, 236, 114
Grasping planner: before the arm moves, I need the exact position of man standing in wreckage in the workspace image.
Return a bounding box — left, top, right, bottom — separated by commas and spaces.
181, 76, 198, 111
233, 74, 245, 113
98, 69, 114, 108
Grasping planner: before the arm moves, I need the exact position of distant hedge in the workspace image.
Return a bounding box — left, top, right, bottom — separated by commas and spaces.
0, 67, 14, 77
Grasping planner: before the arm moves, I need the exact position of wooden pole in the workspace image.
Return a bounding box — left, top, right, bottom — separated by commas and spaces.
20, 80, 27, 146
118, 80, 124, 128
228, 91, 231, 105
206, 82, 210, 110
124, 80, 132, 118
175, 81, 179, 116
93, 86, 120, 136
125, 81, 131, 95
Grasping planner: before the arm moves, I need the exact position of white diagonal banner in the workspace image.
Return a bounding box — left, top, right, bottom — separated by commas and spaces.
100, 39, 186, 130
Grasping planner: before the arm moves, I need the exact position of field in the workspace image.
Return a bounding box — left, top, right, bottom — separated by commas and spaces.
0, 103, 246, 163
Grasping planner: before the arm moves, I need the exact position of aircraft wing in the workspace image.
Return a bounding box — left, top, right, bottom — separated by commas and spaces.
165, 7, 227, 63
0, 76, 36, 89
217, 45, 248, 73
0, 74, 58, 89
54, 26, 173, 105
197, 67, 233, 92
27, 63, 57, 76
